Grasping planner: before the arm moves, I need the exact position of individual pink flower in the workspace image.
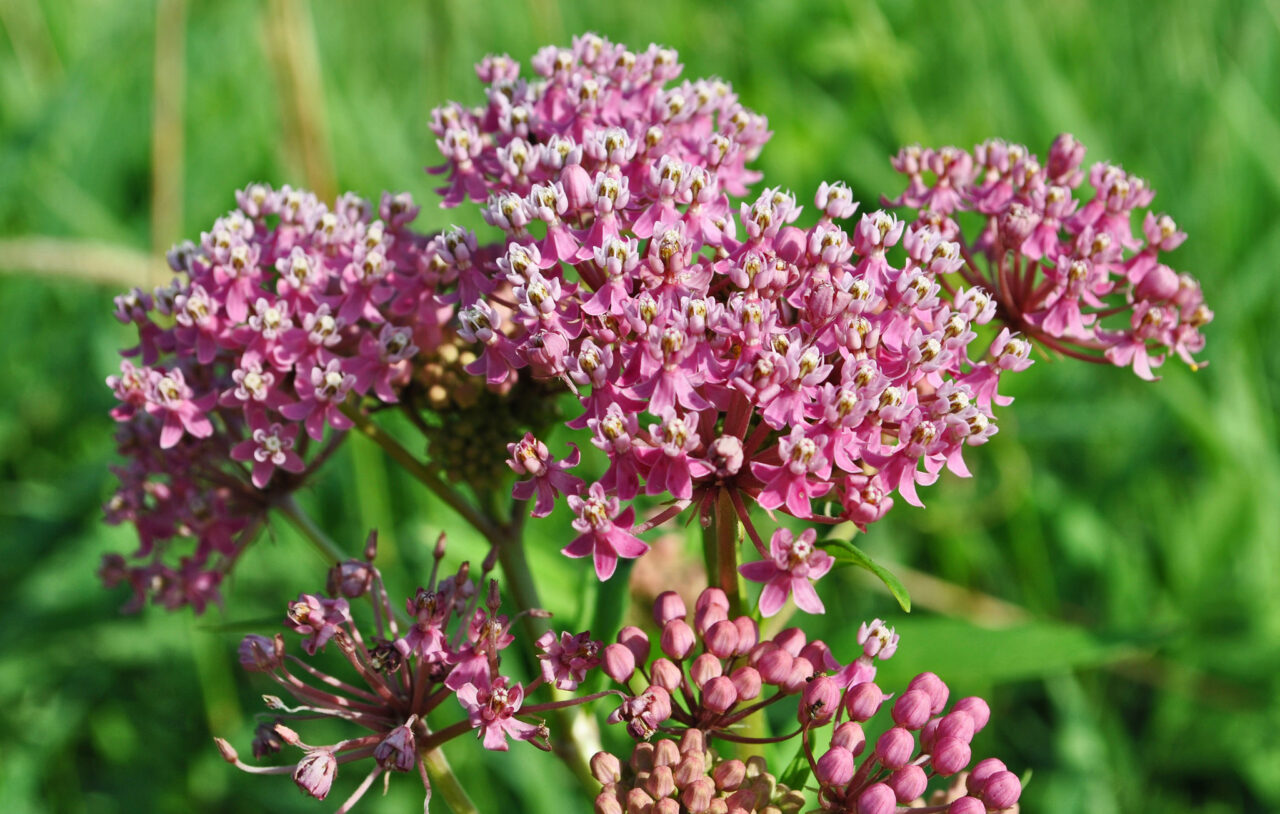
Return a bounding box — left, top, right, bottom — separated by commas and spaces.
739, 528, 834, 617
144, 368, 215, 449
535, 630, 602, 690
455, 675, 541, 751
507, 433, 585, 517
292, 749, 337, 800
230, 418, 305, 488
563, 482, 649, 580
284, 593, 351, 655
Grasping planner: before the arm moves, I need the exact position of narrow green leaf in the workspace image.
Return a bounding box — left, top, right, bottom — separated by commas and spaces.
818, 538, 911, 612
778, 740, 812, 791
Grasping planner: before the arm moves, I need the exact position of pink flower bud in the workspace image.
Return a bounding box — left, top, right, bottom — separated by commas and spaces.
682, 777, 716, 814
781, 656, 815, 694
845, 682, 886, 721
326, 560, 374, 598
674, 753, 704, 788
213, 737, 239, 763
712, 759, 746, 791
238, 634, 283, 672
920, 717, 941, 751
966, 757, 1007, 795
775, 226, 806, 263
625, 788, 654, 814
561, 164, 593, 210
689, 653, 723, 688
887, 764, 927, 803
892, 689, 933, 730
937, 710, 975, 743
679, 728, 705, 756
815, 746, 854, 786
729, 666, 762, 701
885, 767, 926, 803
694, 603, 728, 636
660, 619, 697, 660
952, 696, 991, 733
373, 718, 418, 773
773, 627, 806, 656
908, 671, 949, 714
602, 642, 638, 683
702, 676, 738, 713
799, 640, 835, 672
732, 617, 758, 654
695, 586, 730, 614
618, 625, 651, 664
595, 792, 624, 814
980, 770, 1022, 810
1048, 132, 1086, 181
650, 657, 684, 691
704, 620, 740, 658
800, 675, 840, 725
831, 721, 866, 755
630, 742, 656, 772
930, 735, 971, 776
591, 752, 622, 785
708, 435, 744, 477
293, 750, 337, 800
856, 782, 896, 814
653, 798, 681, 814
644, 765, 676, 798
653, 591, 688, 625
875, 726, 915, 770
947, 797, 986, 814
753, 643, 793, 685
654, 738, 681, 767
1135, 262, 1179, 301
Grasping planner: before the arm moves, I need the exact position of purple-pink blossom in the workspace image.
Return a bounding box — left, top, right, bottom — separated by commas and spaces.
738, 528, 834, 617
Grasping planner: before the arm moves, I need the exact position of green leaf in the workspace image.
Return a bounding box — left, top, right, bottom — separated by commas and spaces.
818, 538, 911, 612
778, 740, 812, 791
875, 618, 1150, 687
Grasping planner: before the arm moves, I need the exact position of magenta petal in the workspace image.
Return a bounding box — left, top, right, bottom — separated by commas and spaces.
281, 450, 306, 473
757, 579, 789, 617
790, 577, 826, 615
230, 439, 257, 462
252, 459, 273, 488
159, 414, 185, 449
480, 725, 510, 751
608, 529, 649, 559
739, 560, 779, 583
594, 546, 619, 581
562, 533, 594, 559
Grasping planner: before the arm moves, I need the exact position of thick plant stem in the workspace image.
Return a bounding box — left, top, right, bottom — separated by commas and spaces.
276, 494, 346, 564
421, 748, 479, 814
491, 525, 601, 788
713, 488, 743, 617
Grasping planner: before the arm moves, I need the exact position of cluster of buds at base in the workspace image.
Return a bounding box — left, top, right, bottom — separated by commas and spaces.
216, 533, 609, 810
803, 671, 1021, 813
599, 589, 899, 742
888, 135, 1210, 380
591, 730, 805, 814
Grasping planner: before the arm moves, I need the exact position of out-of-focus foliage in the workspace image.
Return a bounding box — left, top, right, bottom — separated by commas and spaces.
1, 1, 1276, 812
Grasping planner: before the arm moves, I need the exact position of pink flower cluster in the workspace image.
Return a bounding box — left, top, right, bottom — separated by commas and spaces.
219, 535, 606, 809
430, 34, 1038, 581
888, 136, 1211, 379
101, 186, 455, 611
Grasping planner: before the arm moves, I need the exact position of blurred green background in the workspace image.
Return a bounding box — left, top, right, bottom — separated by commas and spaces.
2, 0, 1277, 812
